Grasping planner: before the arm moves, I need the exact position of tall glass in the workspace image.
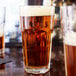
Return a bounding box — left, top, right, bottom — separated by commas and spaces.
0, 7, 5, 54
62, 3, 76, 76
20, 6, 55, 74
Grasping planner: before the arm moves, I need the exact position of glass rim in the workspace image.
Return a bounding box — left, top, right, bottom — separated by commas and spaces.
19, 6, 55, 17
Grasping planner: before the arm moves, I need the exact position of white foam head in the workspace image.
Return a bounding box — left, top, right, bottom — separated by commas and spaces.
0, 24, 4, 37
20, 6, 55, 16
64, 31, 76, 46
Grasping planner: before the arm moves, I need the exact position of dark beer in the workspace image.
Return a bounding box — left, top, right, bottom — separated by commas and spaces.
0, 36, 4, 52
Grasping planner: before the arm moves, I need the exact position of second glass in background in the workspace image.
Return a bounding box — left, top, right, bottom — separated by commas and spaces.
62, 3, 76, 76
0, 7, 5, 54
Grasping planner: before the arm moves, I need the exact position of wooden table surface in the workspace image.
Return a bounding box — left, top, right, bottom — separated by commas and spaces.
0, 40, 65, 76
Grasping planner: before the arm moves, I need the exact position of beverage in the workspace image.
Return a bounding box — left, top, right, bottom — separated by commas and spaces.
21, 31, 25, 48
0, 7, 5, 54
23, 16, 52, 67
0, 53, 5, 70
21, 30, 26, 65
0, 35, 4, 52
21, 16, 53, 73
64, 32, 76, 76
24, 27, 51, 67
20, 6, 55, 74
62, 4, 76, 76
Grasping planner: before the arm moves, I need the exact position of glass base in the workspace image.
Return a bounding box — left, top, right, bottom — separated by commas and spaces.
24, 66, 50, 74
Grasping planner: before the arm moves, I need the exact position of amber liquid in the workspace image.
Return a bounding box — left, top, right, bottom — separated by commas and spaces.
0, 53, 5, 70
0, 36, 4, 51
21, 31, 26, 65
64, 44, 76, 76
20, 16, 54, 68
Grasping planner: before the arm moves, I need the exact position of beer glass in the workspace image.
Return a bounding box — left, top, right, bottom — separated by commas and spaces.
20, 6, 55, 74
62, 3, 76, 76
0, 7, 5, 54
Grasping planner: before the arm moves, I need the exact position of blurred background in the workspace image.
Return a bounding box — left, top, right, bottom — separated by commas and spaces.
0, 0, 63, 46
0, 0, 65, 76
0, 0, 24, 43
